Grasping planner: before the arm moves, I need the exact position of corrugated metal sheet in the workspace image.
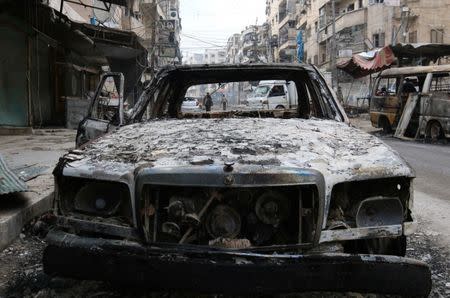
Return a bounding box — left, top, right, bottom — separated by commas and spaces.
0, 154, 27, 195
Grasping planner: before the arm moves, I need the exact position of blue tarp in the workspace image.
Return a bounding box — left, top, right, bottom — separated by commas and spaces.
297, 31, 304, 63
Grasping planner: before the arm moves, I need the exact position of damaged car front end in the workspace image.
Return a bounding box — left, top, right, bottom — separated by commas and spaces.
44, 64, 431, 296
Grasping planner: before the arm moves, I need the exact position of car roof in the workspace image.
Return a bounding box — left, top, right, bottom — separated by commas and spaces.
155, 63, 315, 87
380, 64, 450, 77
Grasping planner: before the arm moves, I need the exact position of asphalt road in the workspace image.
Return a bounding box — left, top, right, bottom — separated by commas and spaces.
383, 138, 450, 202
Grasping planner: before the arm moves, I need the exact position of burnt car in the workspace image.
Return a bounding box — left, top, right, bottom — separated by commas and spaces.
44, 64, 431, 296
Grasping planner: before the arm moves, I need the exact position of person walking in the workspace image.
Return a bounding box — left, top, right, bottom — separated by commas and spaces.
204, 92, 213, 112
221, 94, 228, 111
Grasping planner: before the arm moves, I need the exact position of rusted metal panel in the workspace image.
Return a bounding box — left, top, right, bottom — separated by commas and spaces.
319, 225, 403, 243
0, 154, 27, 195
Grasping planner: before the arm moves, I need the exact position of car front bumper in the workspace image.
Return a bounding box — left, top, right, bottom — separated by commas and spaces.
43, 230, 431, 296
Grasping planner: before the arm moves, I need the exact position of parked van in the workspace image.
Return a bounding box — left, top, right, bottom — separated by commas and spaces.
370, 65, 450, 140
246, 80, 298, 110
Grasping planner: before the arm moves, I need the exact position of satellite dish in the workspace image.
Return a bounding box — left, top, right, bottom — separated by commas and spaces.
93, 0, 112, 23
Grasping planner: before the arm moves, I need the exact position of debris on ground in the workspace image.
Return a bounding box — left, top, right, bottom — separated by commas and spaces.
0, 214, 447, 298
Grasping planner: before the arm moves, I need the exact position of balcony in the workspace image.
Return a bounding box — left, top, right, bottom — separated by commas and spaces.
279, 38, 297, 51
318, 7, 366, 43
279, 12, 296, 29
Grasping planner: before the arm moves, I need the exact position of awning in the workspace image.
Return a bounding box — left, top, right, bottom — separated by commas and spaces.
17, 1, 148, 101
337, 46, 396, 78
60, 0, 128, 12
338, 43, 450, 78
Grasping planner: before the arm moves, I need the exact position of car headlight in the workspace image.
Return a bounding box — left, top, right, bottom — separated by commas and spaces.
356, 196, 403, 227
327, 177, 412, 229
58, 178, 132, 221
74, 182, 125, 216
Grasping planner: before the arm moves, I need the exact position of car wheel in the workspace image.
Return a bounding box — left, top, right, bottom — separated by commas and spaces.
380, 117, 392, 134
427, 121, 444, 142
275, 105, 285, 109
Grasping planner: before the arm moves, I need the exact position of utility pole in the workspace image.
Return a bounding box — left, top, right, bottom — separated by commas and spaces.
401, 7, 410, 43
150, 0, 158, 76
330, 0, 337, 90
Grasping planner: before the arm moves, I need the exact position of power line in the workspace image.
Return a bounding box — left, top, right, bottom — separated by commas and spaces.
181, 33, 226, 47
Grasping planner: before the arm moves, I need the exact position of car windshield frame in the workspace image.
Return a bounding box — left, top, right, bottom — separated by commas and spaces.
130, 64, 345, 122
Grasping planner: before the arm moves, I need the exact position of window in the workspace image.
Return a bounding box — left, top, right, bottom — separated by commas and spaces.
359, 0, 363, 8
431, 29, 444, 43
376, 77, 398, 96
347, 3, 355, 11
409, 31, 417, 43
430, 73, 450, 92
373, 33, 385, 47
269, 85, 286, 97
314, 21, 318, 32
319, 6, 326, 28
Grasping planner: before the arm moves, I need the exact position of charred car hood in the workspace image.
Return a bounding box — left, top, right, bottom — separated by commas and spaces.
64, 118, 413, 191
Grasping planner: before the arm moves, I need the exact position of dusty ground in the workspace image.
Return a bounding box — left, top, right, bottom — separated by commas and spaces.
0, 129, 76, 198
0, 122, 449, 297
0, 216, 447, 298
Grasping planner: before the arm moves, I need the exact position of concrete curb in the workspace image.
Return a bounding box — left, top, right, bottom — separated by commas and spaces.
0, 126, 33, 135
0, 192, 53, 251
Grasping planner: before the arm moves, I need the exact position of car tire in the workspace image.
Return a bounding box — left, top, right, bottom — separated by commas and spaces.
275, 105, 285, 109
379, 117, 392, 134
426, 121, 445, 143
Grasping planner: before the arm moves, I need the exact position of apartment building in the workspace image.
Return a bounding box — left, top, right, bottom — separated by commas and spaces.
183, 52, 205, 65
48, 0, 182, 67
266, 0, 300, 62
297, 0, 450, 71
182, 49, 226, 98
204, 49, 227, 64
225, 24, 271, 64
266, 0, 450, 68
226, 34, 241, 63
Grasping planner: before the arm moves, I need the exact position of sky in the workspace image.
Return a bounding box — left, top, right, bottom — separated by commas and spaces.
180, 0, 266, 54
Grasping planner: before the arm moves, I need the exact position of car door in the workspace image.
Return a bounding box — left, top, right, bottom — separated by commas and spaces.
370, 76, 400, 129
267, 84, 288, 109
75, 73, 125, 147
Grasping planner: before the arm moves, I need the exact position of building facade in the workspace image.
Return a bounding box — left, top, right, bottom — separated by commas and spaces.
266, 0, 450, 67
48, 0, 182, 67
225, 24, 271, 64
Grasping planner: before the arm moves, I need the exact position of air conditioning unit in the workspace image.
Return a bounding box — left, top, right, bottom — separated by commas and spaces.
169, 10, 178, 20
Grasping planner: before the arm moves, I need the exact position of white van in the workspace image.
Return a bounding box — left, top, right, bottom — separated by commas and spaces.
246, 80, 298, 110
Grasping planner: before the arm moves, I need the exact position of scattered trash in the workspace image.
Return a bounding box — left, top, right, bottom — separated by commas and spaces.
0, 154, 28, 195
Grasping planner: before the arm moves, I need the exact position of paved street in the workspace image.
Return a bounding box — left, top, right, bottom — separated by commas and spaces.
384, 139, 450, 202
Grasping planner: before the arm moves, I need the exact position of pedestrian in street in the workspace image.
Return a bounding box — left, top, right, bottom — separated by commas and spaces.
204, 92, 213, 112
221, 94, 228, 111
